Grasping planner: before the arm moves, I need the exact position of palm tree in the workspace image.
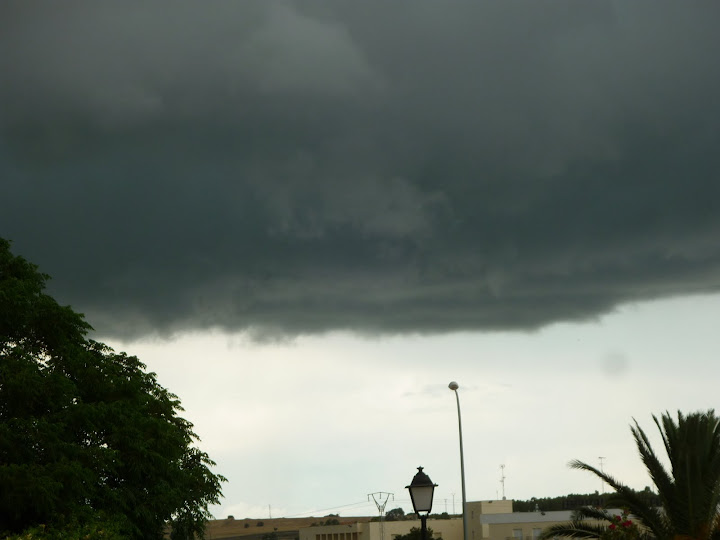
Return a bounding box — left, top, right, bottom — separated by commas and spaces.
540, 410, 720, 540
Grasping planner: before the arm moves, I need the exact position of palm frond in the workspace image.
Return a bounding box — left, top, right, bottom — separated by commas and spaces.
568, 461, 667, 539
632, 417, 674, 505
573, 411, 720, 540
538, 519, 608, 540
663, 410, 720, 540
571, 507, 615, 522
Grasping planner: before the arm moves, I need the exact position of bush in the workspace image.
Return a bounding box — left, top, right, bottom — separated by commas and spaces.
394, 527, 434, 540
4, 514, 124, 540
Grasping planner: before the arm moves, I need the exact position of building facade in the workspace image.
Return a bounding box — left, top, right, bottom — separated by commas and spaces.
474, 509, 575, 540
299, 500, 615, 540
299, 518, 464, 540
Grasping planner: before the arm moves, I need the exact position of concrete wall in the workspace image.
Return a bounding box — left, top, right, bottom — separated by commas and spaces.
475, 511, 575, 540
299, 501, 611, 540
466, 500, 514, 518
299, 522, 364, 540
299, 518, 464, 540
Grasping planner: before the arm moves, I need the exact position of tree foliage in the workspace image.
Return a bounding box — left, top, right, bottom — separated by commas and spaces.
393, 527, 435, 540
311, 518, 341, 527
513, 490, 660, 513
1, 513, 125, 539
0, 238, 226, 539
386, 508, 406, 521
540, 411, 720, 540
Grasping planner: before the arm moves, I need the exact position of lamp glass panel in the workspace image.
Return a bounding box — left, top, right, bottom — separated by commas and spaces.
410, 485, 434, 513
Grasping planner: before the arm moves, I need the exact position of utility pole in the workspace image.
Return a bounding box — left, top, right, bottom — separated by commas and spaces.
599, 457, 606, 495
452, 493, 456, 515
500, 465, 506, 500
369, 492, 394, 540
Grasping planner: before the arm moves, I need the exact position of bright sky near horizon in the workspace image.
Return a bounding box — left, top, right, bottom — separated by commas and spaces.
2, 0, 720, 523
104, 292, 720, 520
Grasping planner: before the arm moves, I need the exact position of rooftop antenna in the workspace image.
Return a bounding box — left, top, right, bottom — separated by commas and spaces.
599, 457, 606, 495
500, 465, 506, 500
369, 492, 394, 540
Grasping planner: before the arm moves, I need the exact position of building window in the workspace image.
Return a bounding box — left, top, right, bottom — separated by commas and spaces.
513, 529, 523, 540
532, 529, 542, 540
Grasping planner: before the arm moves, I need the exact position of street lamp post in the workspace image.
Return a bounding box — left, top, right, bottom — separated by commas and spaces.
406, 467, 438, 540
448, 382, 468, 540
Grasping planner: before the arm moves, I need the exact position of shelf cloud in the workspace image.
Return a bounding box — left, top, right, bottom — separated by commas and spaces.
2, 1, 719, 339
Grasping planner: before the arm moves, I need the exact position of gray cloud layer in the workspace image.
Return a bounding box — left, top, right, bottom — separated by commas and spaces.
2, 2, 719, 338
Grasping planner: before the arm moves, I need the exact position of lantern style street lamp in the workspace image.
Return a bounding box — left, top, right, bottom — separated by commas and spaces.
406, 467, 438, 540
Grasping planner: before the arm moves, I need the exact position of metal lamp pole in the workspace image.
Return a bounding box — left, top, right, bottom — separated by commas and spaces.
449, 382, 468, 540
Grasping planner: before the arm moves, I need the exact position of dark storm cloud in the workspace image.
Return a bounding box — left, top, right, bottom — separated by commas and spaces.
2, 1, 719, 338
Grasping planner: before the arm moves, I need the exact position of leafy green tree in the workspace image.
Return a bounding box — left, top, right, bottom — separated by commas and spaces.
540, 411, 720, 540
0, 238, 226, 539
393, 527, 434, 540
1, 513, 125, 539
386, 508, 406, 521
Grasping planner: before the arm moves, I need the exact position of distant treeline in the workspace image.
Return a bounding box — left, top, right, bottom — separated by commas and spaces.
368, 489, 662, 523
513, 487, 661, 512
371, 509, 453, 522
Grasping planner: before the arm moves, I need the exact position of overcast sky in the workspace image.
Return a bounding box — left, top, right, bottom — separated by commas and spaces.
2, 1, 720, 520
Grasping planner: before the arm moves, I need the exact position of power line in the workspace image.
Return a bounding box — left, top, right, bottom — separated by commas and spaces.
263, 495, 419, 519
282, 500, 375, 518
